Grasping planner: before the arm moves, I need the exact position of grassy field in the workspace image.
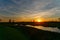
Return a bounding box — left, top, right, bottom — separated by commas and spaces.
0, 25, 29, 40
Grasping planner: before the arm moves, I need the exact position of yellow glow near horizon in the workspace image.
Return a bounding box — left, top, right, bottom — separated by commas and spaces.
36, 19, 42, 22
34, 19, 43, 22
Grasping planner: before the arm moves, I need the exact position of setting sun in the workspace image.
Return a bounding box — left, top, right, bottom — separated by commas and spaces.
33, 19, 43, 22
35, 19, 42, 22
36, 19, 42, 22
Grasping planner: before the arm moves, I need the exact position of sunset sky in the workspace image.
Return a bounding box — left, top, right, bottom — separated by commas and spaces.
0, 0, 60, 22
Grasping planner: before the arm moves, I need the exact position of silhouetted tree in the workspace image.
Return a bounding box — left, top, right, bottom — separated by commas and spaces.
0, 19, 2, 22
58, 18, 60, 22
12, 20, 15, 23
9, 19, 11, 23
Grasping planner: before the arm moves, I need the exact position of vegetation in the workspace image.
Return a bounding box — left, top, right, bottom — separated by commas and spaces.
0, 22, 60, 40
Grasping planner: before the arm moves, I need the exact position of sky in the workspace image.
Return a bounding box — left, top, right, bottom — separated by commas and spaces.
0, 0, 60, 22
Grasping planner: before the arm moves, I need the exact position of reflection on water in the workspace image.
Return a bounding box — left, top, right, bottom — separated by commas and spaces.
26, 25, 60, 33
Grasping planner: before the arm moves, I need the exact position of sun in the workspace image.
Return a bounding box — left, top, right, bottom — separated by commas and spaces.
33, 19, 43, 22
35, 19, 42, 22
36, 19, 42, 22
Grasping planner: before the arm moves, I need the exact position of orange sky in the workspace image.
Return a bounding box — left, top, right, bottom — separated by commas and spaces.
1, 17, 60, 22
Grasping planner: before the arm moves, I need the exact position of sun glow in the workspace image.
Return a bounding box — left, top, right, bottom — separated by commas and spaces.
35, 19, 42, 22
36, 19, 42, 22
33, 19, 43, 22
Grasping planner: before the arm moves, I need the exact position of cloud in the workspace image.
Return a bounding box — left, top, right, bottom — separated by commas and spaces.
0, 0, 60, 19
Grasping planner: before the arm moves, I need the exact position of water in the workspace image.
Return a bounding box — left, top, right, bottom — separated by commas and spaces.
26, 25, 60, 33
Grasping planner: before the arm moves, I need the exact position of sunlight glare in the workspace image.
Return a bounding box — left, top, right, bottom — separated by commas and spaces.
34, 19, 43, 22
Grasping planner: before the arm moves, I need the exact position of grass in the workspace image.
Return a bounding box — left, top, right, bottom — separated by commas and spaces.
0, 26, 29, 40
0, 23, 60, 40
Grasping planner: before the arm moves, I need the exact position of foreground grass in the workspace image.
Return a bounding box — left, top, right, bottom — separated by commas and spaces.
0, 26, 29, 40
0, 24, 60, 40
